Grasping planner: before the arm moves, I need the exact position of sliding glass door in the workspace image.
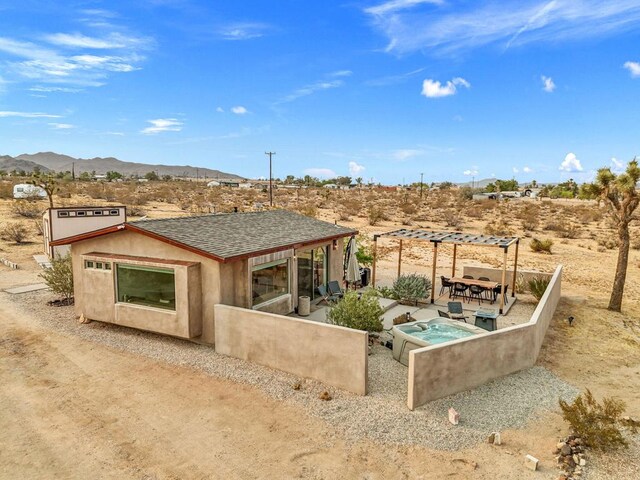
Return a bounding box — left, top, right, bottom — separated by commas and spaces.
297, 247, 328, 300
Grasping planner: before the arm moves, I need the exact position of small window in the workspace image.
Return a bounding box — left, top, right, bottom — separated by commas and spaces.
109, 209, 119, 216
58, 211, 69, 217
17, 187, 24, 192
76, 211, 86, 217
95, 262, 103, 269
84, 260, 94, 269
94, 210, 103, 216
104, 263, 112, 270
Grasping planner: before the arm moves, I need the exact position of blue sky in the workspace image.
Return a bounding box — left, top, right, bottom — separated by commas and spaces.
1, 0, 639, 184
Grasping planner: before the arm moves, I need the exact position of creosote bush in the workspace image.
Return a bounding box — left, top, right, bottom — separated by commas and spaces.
39, 253, 74, 303
559, 389, 628, 451
530, 237, 553, 254
0, 222, 29, 244
393, 273, 431, 305
528, 276, 551, 300
11, 200, 42, 218
326, 290, 383, 332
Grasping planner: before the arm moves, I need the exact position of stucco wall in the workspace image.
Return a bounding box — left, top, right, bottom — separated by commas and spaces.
71, 230, 218, 342
462, 265, 552, 286
214, 304, 368, 395
408, 265, 563, 409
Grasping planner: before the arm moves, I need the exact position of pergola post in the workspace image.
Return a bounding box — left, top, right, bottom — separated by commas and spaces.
430, 242, 438, 303
499, 246, 508, 314
372, 235, 378, 287
511, 239, 520, 298
451, 243, 457, 277
397, 239, 403, 279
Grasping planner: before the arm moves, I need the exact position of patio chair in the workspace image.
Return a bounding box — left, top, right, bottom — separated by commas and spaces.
437, 310, 451, 319
447, 302, 469, 322
439, 276, 453, 297
317, 285, 340, 304
478, 277, 492, 300
327, 280, 345, 298
492, 284, 509, 305
451, 282, 468, 301
468, 285, 485, 305
462, 274, 474, 279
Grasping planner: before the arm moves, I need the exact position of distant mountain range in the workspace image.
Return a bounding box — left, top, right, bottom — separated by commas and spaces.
0, 152, 243, 180
456, 178, 497, 188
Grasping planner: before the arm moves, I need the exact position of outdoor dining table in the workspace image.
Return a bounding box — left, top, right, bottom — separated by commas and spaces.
449, 277, 499, 290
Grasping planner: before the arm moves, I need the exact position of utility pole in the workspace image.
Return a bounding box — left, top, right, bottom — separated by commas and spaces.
265, 151, 276, 206
72, 162, 75, 181
420, 172, 424, 199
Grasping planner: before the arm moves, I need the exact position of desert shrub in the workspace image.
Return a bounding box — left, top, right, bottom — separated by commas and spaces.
632, 237, 640, 250
442, 209, 463, 228
367, 206, 385, 226
557, 224, 581, 239
597, 237, 618, 250
528, 276, 551, 300
530, 238, 553, 254
11, 200, 41, 218
393, 273, 431, 305
399, 201, 417, 215
297, 203, 317, 218
484, 218, 514, 237
326, 290, 383, 332
375, 285, 397, 299
0, 222, 29, 244
0, 183, 13, 199
514, 273, 526, 294
33, 219, 44, 236
40, 253, 74, 302
559, 389, 628, 451
126, 205, 147, 217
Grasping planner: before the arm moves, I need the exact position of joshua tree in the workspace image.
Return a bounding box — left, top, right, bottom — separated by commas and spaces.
586, 159, 639, 312
28, 172, 59, 208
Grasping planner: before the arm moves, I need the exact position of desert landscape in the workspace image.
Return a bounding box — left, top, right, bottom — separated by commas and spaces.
1, 179, 639, 479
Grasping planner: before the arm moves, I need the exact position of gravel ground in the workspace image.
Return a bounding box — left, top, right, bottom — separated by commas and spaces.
5, 290, 580, 451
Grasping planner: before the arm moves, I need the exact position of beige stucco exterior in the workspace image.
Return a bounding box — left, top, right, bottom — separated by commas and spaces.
70, 229, 346, 345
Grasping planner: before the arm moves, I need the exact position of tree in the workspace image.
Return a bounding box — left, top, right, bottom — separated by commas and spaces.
28, 172, 58, 208
106, 171, 124, 181
145, 171, 159, 181
585, 159, 639, 312
79, 171, 92, 181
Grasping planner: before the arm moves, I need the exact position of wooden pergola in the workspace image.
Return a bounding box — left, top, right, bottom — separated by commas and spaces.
372, 229, 520, 314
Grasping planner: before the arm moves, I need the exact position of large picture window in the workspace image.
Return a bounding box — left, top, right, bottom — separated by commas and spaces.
252, 259, 289, 306
116, 264, 176, 310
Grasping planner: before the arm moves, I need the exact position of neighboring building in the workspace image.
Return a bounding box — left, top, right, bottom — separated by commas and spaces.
51, 210, 356, 344
13, 184, 47, 199
206, 180, 221, 187
43, 206, 127, 258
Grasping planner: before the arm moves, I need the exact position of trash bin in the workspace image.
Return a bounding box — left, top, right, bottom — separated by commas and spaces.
360, 267, 371, 287
298, 296, 310, 316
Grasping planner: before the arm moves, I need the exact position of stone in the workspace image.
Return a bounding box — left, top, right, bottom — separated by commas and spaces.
78, 314, 92, 324
560, 444, 572, 456
579, 458, 586, 467
487, 433, 495, 444
573, 454, 580, 464
524, 454, 539, 471
448, 407, 459, 425
492, 432, 501, 445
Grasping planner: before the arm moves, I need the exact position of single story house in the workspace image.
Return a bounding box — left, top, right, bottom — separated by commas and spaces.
51, 210, 356, 345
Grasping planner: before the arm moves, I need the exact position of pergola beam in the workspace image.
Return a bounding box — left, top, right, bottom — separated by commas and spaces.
430, 242, 438, 303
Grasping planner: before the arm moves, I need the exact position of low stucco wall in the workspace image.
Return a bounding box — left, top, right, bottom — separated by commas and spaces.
214, 304, 368, 395
462, 266, 552, 286
408, 265, 562, 410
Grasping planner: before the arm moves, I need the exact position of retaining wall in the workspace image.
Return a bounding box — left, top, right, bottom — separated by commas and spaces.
214, 305, 368, 395
462, 266, 553, 286
408, 265, 562, 410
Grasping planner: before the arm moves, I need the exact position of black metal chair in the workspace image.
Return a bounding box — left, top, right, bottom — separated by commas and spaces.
462, 274, 474, 279
452, 282, 468, 301
447, 301, 468, 322
317, 285, 340, 304
468, 285, 485, 305
492, 284, 509, 305
440, 276, 453, 297
437, 310, 451, 319
327, 280, 344, 298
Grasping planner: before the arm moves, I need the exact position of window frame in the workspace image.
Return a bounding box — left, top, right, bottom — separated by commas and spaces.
251, 258, 290, 307
115, 263, 177, 311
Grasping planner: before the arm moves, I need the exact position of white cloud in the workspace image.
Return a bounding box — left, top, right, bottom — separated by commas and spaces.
0, 111, 61, 118
463, 168, 478, 176
364, 1, 640, 55
43, 32, 150, 50
348, 161, 365, 176
231, 106, 248, 115
421, 77, 470, 98
523, 166, 533, 173
218, 22, 270, 41
29, 85, 82, 93
48, 122, 74, 129
216, 106, 224, 113
304, 168, 336, 178
330, 70, 353, 77
277, 79, 344, 104
623, 61, 640, 77
392, 149, 424, 161
559, 152, 583, 172
141, 118, 183, 135
365, 0, 443, 16
541, 75, 556, 92
512, 167, 519, 174
610, 157, 624, 172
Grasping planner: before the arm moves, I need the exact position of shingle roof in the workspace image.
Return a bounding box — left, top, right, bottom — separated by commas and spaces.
130, 210, 356, 261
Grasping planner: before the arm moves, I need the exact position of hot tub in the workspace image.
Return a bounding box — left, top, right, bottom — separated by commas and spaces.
392, 317, 487, 366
